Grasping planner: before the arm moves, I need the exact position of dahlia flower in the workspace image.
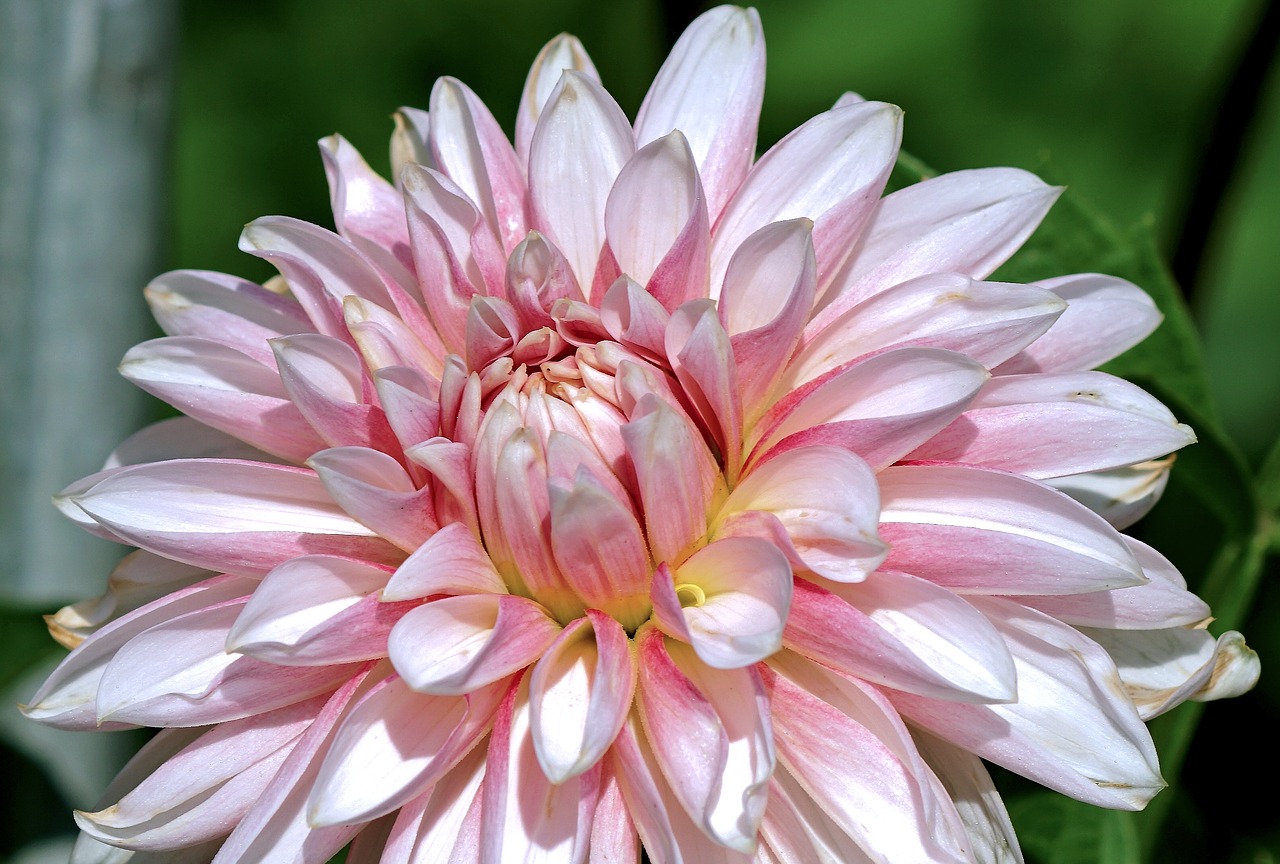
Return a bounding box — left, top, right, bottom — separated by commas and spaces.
27, 6, 1257, 863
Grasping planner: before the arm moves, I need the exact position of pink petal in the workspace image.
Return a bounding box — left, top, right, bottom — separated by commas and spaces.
907, 371, 1195, 478
609, 715, 755, 864
391, 105, 434, 179
528, 71, 635, 293
878, 463, 1147, 595
651, 538, 791, 669
718, 219, 817, 420
589, 758, 641, 864
891, 597, 1165, 810
665, 299, 743, 475
548, 468, 652, 628
1013, 536, 1210, 629
319, 134, 417, 287
996, 273, 1162, 374
466, 294, 522, 372
604, 131, 710, 309
761, 764, 878, 863
388, 594, 561, 695
635, 628, 773, 853
239, 216, 398, 340
119, 336, 326, 463
376, 742, 486, 864
75, 696, 324, 850
481, 673, 599, 863
373, 366, 443, 457
635, 6, 765, 223
23, 574, 256, 731
1046, 457, 1174, 529
344, 295, 446, 384
383, 522, 507, 601
506, 231, 584, 331
813, 166, 1060, 323
308, 675, 506, 827
308, 447, 435, 552
749, 346, 988, 471
784, 571, 1017, 703
225, 555, 408, 666
529, 611, 635, 783
764, 652, 973, 863
379, 744, 487, 864
211, 665, 378, 863
103, 417, 279, 470
429, 76, 528, 252
599, 275, 672, 361
69, 459, 403, 576
789, 273, 1065, 391
718, 445, 884, 582
96, 597, 363, 726
621, 394, 719, 565
710, 101, 902, 299
272, 333, 400, 454
404, 437, 481, 538
144, 269, 310, 358
516, 34, 601, 168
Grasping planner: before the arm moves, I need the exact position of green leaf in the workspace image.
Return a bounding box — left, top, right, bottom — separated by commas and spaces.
1009, 792, 1141, 864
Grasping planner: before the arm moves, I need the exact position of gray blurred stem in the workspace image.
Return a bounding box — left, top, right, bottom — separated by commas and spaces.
0, 0, 177, 606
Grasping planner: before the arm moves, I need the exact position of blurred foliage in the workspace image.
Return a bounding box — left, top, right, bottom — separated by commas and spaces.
6, 0, 1278, 859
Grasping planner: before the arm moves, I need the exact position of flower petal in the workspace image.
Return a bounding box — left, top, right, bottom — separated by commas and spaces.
651, 537, 791, 669
878, 463, 1147, 594
388, 594, 562, 696
530, 611, 635, 783
516, 34, 601, 168
382, 521, 507, 601
907, 372, 1195, 478
528, 71, 635, 294
70, 459, 403, 576
635, 628, 773, 853
634, 5, 764, 222
308, 447, 435, 552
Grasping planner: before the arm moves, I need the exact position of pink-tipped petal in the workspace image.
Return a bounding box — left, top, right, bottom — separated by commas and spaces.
764, 652, 973, 864
70, 459, 403, 576
651, 537, 791, 669
710, 101, 903, 298
635, 6, 764, 222
272, 333, 400, 454
119, 336, 327, 463
750, 346, 989, 471
308, 447, 435, 552
789, 273, 1065, 391
481, 673, 598, 864
528, 71, 635, 293
549, 468, 652, 627
307, 675, 506, 827
96, 598, 364, 727
144, 269, 310, 357
604, 131, 710, 309
718, 219, 817, 419
635, 628, 773, 853
665, 299, 743, 475
383, 522, 507, 601
907, 372, 1196, 479
429, 77, 528, 252
23, 574, 257, 731
388, 594, 562, 696
225, 555, 409, 666
784, 572, 1017, 704
516, 34, 601, 168
815, 166, 1060, 321
621, 394, 719, 565
379, 744, 487, 864
319, 134, 417, 287
530, 611, 635, 784
719, 445, 884, 582
996, 273, 1162, 374
878, 464, 1147, 595
891, 597, 1166, 810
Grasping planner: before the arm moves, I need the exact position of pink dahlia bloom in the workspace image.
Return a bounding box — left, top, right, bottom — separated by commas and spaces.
28, 6, 1257, 863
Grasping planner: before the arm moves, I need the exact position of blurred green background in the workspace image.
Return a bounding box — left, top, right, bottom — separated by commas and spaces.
5, 0, 1277, 860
